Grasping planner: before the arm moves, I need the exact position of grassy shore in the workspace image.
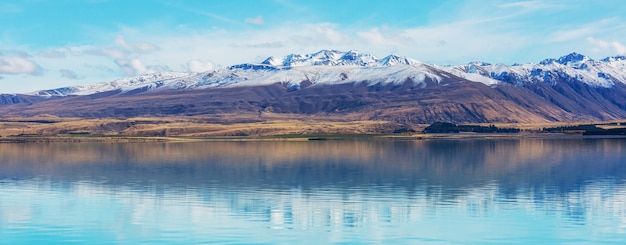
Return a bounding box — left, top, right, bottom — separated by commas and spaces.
1, 115, 625, 142
4, 132, 625, 143
0, 115, 411, 138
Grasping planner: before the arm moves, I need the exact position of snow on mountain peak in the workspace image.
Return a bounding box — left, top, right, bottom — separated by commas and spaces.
557, 52, 590, 64
448, 52, 626, 88
31, 72, 195, 97
601, 55, 626, 62
340, 50, 361, 60
258, 50, 389, 68
555, 52, 593, 70
539, 58, 557, 65
256, 50, 429, 69
378, 54, 420, 66
539, 52, 592, 68
338, 50, 379, 66
310, 49, 343, 58
468, 61, 492, 66
260, 56, 282, 66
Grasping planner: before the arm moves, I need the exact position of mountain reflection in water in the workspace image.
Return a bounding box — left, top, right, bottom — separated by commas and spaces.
1, 139, 625, 244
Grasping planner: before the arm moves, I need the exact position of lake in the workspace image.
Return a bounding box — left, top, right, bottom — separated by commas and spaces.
1, 138, 625, 244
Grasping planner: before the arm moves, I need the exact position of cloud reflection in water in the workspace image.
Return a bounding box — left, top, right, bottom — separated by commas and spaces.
0, 139, 625, 244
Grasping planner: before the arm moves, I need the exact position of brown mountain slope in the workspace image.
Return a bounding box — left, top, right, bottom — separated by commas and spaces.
4, 72, 622, 124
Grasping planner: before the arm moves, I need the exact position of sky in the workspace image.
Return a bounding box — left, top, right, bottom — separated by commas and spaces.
1, 0, 626, 93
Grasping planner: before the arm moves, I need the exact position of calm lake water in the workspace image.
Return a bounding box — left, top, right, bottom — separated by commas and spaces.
1, 138, 625, 244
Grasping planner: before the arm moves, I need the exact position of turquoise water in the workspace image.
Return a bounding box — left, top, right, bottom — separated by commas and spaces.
0, 139, 625, 244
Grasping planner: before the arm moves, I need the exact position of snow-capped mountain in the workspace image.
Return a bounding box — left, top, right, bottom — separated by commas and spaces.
33, 72, 199, 97
30, 50, 430, 97
3, 50, 626, 123
441, 52, 626, 88
26, 50, 626, 98
260, 49, 409, 67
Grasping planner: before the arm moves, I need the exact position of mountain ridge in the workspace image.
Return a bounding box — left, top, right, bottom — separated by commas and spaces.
20, 50, 626, 97
2, 50, 626, 124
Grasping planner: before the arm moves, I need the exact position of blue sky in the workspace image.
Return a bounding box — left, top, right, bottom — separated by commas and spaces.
1, 0, 626, 93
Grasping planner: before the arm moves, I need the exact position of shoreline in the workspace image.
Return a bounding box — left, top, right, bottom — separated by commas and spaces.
2, 132, 626, 143
2, 116, 625, 141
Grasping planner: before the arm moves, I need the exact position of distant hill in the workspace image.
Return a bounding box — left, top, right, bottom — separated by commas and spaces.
2, 50, 626, 123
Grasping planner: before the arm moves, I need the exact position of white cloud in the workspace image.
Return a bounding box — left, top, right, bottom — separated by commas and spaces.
79, 35, 164, 77
84, 35, 158, 60
186, 60, 215, 72
37, 49, 67, 58
114, 58, 170, 76
164, 2, 238, 24
315, 25, 351, 44
238, 42, 284, 48
616, 42, 626, 55
244, 15, 264, 25
114, 35, 131, 49
549, 27, 596, 43
0, 56, 42, 75
59, 69, 79, 80
587, 37, 626, 55
290, 23, 352, 46
133, 42, 158, 52
498, 0, 561, 12
357, 27, 413, 47
0, 50, 31, 58
114, 35, 158, 53
357, 28, 386, 45
352, 20, 531, 64
587, 37, 612, 50
548, 18, 625, 43
98, 48, 126, 59
115, 58, 147, 76
146, 64, 171, 73
104, 20, 524, 71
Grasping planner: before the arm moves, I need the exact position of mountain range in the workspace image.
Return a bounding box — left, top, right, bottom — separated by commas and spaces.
2, 49, 626, 124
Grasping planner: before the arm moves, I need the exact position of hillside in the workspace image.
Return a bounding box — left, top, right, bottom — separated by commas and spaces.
1, 50, 626, 124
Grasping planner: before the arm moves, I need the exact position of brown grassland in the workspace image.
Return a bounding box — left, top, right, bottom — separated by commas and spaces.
1, 114, 625, 142
0, 114, 411, 140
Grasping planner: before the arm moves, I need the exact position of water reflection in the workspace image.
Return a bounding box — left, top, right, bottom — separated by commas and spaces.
0, 139, 625, 244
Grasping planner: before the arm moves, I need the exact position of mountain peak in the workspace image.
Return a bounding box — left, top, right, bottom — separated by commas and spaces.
258, 50, 381, 67
310, 49, 343, 57
467, 61, 492, 66
539, 52, 592, 68
339, 50, 364, 61
556, 52, 592, 65
539, 58, 557, 65
307, 49, 343, 65
260, 56, 282, 66
601, 55, 626, 62
378, 54, 419, 66
257, 50, 426, 69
